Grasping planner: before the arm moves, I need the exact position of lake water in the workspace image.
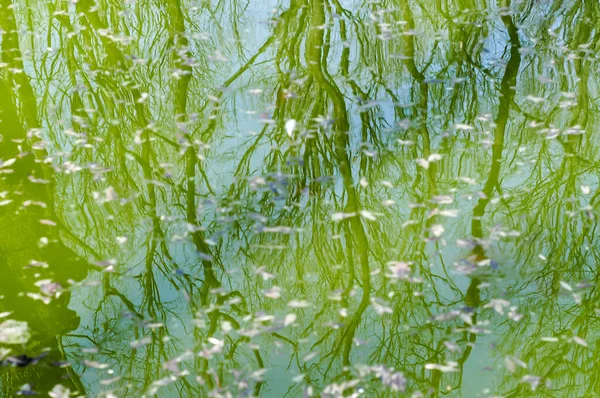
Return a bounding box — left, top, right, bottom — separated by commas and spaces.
0, 0, 599, 396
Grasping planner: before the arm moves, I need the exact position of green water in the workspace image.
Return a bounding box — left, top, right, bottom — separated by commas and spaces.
0, 0, 599, 396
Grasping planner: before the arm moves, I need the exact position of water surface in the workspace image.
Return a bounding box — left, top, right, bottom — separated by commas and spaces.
0, 0, 599, 396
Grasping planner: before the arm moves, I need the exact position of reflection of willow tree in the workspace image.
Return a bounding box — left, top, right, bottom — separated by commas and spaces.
2, 0, 260, 395
64, 0, 269, 394
302, 0, 373, 378
60, 2, 201, 394
214, 0, 525, 395
0, 81, 87, 397
489, 2, 600, 397
221, 1, 600, 396
3, 0, 600, 396
456, 5, 522, 395
0, 1, 88, 394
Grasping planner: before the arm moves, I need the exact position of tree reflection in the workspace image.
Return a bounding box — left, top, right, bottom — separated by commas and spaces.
0, 65, 86, 397
1, 0, 600, 396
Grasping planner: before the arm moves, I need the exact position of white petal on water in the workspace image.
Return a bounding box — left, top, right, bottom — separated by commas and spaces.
49, 384, 71, 398
83, 360, 109, 369
136, 92, 149, 104
386, 261, 411, 280
415, 158, 430, 169
484, 299, 510, 315
255, 266, 276, 281
264, 286, 282, 299
504, 357, 516, 373
431, 195, 453, 204
520, 375, 541, 391
508, 306, 523, 322
573, 336, 588, 347
455, 123, 474, 131
285, 119, 297, 138
430, 224, 445, 237
402, 220, 417, 228
26, 292, 52, 304
525, 95, 545, 103
0, 320, 30, 344
370, 298, 393, 315
207, 337, 224, 346
0, 158, 16, 168
457, 176, 477, 185
130, 336, 152, 348
439, 209, 459, 217
443, 341, 462, 353
302, 351, 319, 362
559, 281, 572, 292
292, 374, 306, 383
331, 212, 356, 222
397, 139, 414, 146
288, 299, 311, 308
359, 210, 377, 221
424, 361, 459, 373
504, 355, 527, 373
284, 313, 297, 327
28, 260, 49, 268
416, 154, 441, 169
540, 336, 559, 342
459, 312, 473, 325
